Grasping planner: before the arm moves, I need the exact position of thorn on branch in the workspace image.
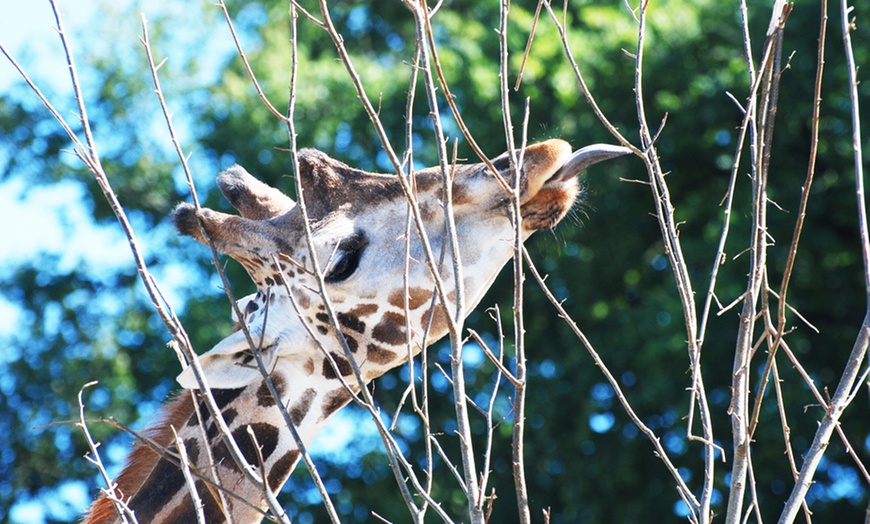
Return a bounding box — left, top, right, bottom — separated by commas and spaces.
780, 51, 795, 74
618, 177, 651, 185
651, 112, 669, 146
622, 0, 640, 24
725, 91, 747, 114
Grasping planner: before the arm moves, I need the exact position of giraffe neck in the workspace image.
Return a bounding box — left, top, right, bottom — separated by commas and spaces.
86, 355, 363, 524
87, 281, 446, 523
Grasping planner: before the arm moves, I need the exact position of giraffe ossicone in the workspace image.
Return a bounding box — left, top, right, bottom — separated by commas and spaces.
85, 139, 630, 524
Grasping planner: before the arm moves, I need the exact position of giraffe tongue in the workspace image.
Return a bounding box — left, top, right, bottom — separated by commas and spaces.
549, 144, 633, 183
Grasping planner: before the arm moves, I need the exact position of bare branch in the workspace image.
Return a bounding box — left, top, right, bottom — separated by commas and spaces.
631, 2, 712, 520
778, 1, 870, 519
77, 383, 139, 524
172, 427, 206, 524
216, 0, 290, 124
140, 14, 200, 209
523, 248, 700, 515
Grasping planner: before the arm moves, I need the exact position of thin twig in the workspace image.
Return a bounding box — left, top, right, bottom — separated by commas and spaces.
172, 427, 206, 524
77, 383, 138, 524
404, 2, 483, 520
216, 0, 290, 124
523, 248, 700, 512
496, 0, 532, 520
140, 15, 294, 522
468, 329, 520, 387
725, 3, 790, 520
777, 2, 870, 520
279, 8, 346, 520
541, 0, 640, 154
3, 9, 281, 518
772, 360, 814, 523
418, 0, 512, 193
140, 14, 201, 214
514, 0, 544, 91
631, 2, 710, 520
282, 5, 457, 520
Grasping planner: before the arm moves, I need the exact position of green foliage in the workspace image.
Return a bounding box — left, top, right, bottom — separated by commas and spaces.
2, 0, 870, 522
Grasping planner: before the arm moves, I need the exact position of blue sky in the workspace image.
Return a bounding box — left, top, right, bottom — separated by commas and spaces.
0, 1, 96, 91
0, 3, 386, 521
1, 3, 166, 521
0, 0, 235, 329
0, 1, 130, 335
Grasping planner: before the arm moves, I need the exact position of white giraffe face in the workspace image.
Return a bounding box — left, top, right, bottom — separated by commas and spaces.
172, 139, 630, 389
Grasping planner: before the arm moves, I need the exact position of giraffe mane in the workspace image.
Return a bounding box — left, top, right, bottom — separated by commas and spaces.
85, 392, 198, 523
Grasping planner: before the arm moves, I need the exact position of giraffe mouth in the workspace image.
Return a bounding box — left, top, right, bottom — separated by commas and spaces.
520, 141, 632, 204
520, 141, 632, 230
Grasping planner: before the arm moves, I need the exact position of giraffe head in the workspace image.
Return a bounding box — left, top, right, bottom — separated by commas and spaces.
172, 139, 629, 390
84, 139, 629, 523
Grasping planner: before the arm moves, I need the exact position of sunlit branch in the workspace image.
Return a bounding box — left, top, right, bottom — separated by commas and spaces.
172, 428, 206, 524
140, 17, 294, 523
77, 383, 139, 524
778, 1, 870, 520
523, 247, 700, 516
630, 2, 712, 521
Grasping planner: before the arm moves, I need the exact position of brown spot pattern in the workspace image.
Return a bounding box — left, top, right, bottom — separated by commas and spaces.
213, 423, 280, 470
343, 334, 359, 353
366, 344, 398, 365
349, 303, 379, 317
413, 171, 440, 191
127, 458, 187, 521
320, 388, 353, 421
206, 420, 219, 441
295, 290, 311, 309
183, 438, 201, 465
422, 304, 450, 337
450, 182, 473, 205
290, 388, 317, 426
205, 387, 246, 415
222, 408, 238, 426
256, 374, 286, 408
337, 312, 365, 333
196, 480, 226, 521
388, 287, 432, 310
371, 311, 407, 346
322, 353, 353, 379
268, 449, 302, 489
245, 300, 260, 316
163, 482, 224, 524
418, 202, 436, 221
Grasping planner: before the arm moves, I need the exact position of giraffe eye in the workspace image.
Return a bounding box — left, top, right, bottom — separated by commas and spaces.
325, 232, 368, 283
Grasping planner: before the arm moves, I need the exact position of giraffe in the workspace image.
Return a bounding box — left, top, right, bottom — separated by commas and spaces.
84, 138, 629, 523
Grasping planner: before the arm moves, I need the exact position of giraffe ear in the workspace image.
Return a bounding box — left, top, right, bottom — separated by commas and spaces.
176, 330, 280, 389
